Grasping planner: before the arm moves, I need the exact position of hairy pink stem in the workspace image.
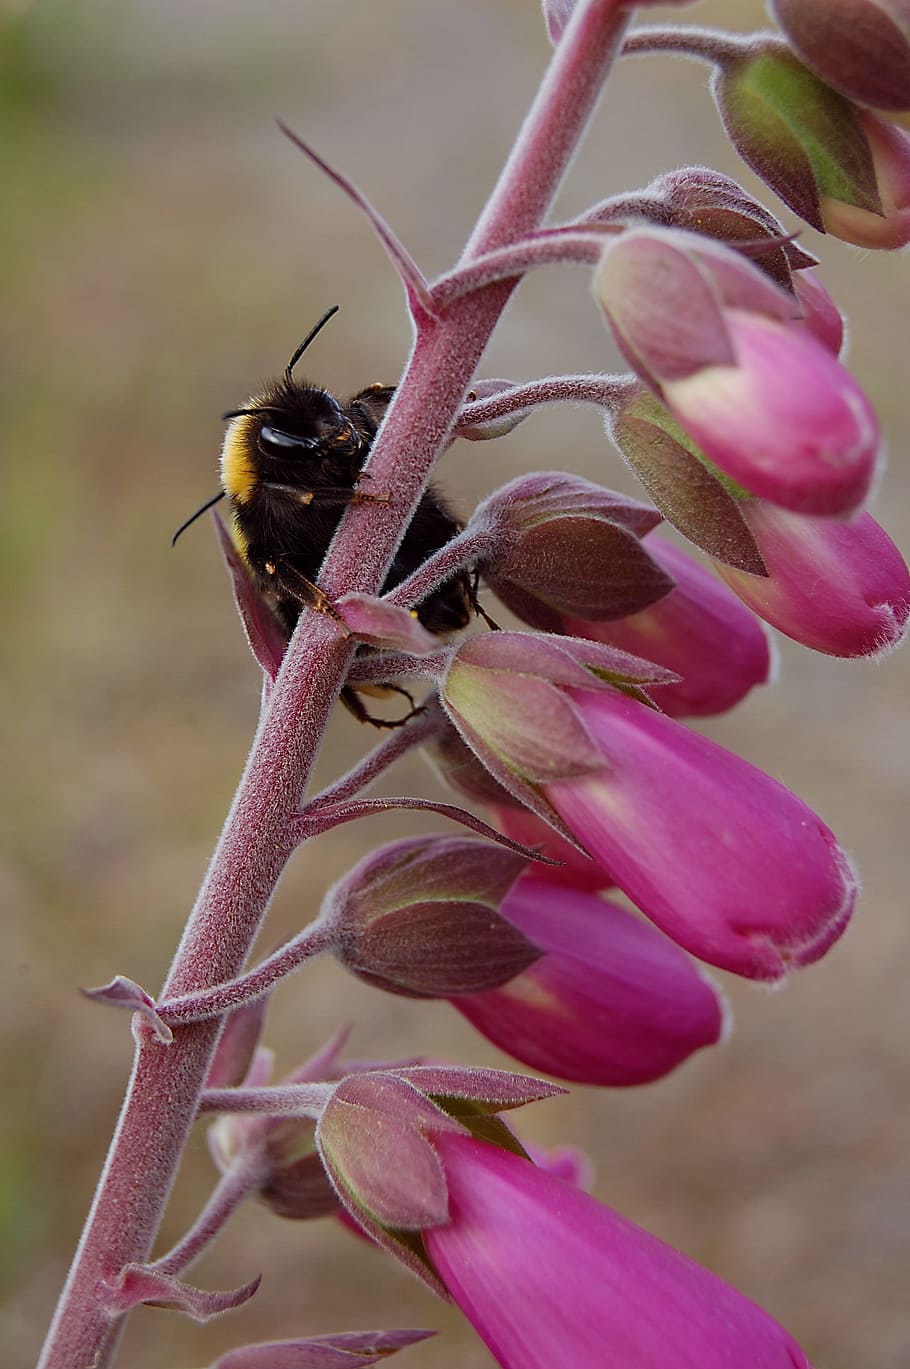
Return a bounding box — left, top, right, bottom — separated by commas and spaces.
148, 1152, 268, 1277
38, 5, 631, 1365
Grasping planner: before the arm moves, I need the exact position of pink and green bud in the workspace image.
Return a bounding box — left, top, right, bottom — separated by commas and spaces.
441, 629, 679, 835
715, 501, 910, 658
770, 0, 910, 125
474, 472, 671, 630
316, 1067, 562, 1290
597, 229, 880, 515
560, 533, 772, 718
324, 836, 539, 998
821, 110, 910, 247
442, 637, 857, 980
423, 1134, 811, 1368
452, 873, 725, 1086
713, 40, 885, 232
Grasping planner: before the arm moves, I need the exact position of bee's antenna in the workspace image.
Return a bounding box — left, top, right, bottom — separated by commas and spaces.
171, 491, 226, 547
285, 305, 340, 382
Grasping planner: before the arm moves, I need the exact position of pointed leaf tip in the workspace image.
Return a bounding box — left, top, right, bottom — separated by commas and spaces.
102, 1266, 261, 1320
81, 976, 172, 1044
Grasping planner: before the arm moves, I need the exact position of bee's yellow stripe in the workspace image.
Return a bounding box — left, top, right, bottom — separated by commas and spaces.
220, 412, 258, 506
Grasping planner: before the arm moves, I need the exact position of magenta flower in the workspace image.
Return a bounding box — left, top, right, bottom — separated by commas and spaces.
441, 634, 857, 981
660, 310, 879, 515
544, 689, 857, 981
595, 229, 880, 515
714, 501, 910, 658
424, 1133, 811, 1369
560, 534, 772, 717
451, 873, 724, 1086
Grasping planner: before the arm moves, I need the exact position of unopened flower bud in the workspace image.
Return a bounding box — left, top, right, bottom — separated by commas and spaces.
561, 534, 772, 717
770, 0, 910, 125
596, 231, 880, 516
452, 874, 724, 1086
316, 1067, 560, 1289
474, 472, 671, 630
324, 836, 538, 998
441, 634, 857, 981
715, 38, 910, 247
714, 501, 910, 658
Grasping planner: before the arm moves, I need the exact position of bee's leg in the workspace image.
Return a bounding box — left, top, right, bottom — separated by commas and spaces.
468, 569, 500, 630
268, 559, 348, 625
340, 683, 425, 729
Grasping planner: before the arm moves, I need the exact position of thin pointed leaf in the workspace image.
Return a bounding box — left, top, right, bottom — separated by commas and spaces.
80, 976, 172, 1044
277, 122, 436, 320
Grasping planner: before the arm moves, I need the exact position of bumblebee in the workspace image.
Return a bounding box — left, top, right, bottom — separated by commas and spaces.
174, 307, 474, 719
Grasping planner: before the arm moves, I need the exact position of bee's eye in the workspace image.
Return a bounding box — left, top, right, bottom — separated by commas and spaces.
258, 425, 320, 455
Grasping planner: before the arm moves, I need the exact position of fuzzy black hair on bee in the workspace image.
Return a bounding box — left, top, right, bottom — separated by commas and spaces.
174, 307, 474, 722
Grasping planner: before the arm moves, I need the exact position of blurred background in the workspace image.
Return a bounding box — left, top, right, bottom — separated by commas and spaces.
3, 2, 909, 1366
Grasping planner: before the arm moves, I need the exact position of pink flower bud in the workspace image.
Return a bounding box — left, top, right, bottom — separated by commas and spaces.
424, 1134, 812, 1368
560, 534, 772, 717
451, 874, 724, 1086
662, 309, 879, 516
442, 638, 857, 981
821, 110, 910, 247
714, 502, 910, 658
770, 0, 910, 121
316, 1067, 562, 1291
542, 690, 857, 980
596, 230, 880, 515
714, 41, 885, 232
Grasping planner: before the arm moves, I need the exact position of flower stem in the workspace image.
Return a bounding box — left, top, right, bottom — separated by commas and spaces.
37, 5, 632, 1365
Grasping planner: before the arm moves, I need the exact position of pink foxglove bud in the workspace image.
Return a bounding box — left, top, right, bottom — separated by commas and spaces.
770, 0, 910, 125
452, 874, 724, 1085
441, 635, 857, 981
714, 41, 886, 231
316, 1066, 562, 1290
324, 836, 538, 998
596, 228, 880, 515
474, 472, 670, 629
423, 1134, 812, 1368
715, 501, 910, 658
560, 534, 772, 718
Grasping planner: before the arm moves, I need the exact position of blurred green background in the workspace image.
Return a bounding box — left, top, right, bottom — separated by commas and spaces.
3, 2, 909, 1366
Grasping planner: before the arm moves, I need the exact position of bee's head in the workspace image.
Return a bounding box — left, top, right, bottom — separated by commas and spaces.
256, 385, 356, 460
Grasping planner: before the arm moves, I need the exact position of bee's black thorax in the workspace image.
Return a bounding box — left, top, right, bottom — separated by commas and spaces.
221, 378, 472, 637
